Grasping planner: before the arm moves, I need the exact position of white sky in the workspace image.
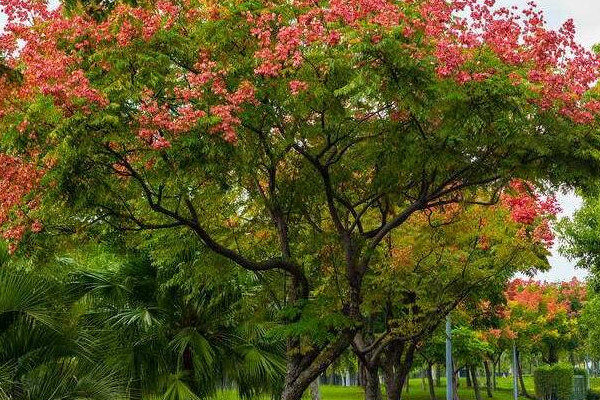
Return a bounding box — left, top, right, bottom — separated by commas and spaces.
1, 1, 597, 281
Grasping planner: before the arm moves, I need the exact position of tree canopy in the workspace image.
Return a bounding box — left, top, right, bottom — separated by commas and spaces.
1, 0, 600, 399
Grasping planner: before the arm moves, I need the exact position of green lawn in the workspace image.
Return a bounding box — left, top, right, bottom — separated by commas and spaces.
215, 376, 538, 400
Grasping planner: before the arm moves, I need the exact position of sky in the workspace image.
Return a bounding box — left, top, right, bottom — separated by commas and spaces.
0, 0, 598, 281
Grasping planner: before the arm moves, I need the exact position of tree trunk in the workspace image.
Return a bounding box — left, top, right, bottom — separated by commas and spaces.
466, 367, 472, 387
470, 365, 482, 400
483, 360, 493, 398
280, 331, 354, 400
365, 364, 383, 400
547, 345, 559, 365
379, 340, 416, 400
310, 379, 321, 400
436, 364, 442, 387
492, 359, 497, 390
427, 363, 438, 400
453, 364, 461, 400
516, 350, 535, 400
395, 342, 417, 399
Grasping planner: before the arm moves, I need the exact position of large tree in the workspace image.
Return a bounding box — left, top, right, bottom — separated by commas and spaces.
1, 1, 600, 398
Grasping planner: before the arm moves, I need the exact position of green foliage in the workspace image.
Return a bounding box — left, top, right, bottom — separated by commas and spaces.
574, 368, 589, 390
586, 390, 600, 400
534, 363, 575, 400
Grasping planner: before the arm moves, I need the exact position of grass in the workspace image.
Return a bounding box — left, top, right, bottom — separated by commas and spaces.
215, 376, 539, 400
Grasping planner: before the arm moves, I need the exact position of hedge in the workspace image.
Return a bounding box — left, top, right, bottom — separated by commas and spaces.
534, 363, 574, 400
574, 367, 589, 389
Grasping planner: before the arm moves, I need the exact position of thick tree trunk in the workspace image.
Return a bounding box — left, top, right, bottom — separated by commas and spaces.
427, 363, 438, 400
470, 365, 482, 400
365, 364, 383, 400
483, 360, 493, 398
389, 342, 416, 400
310, 379, 321, 400
280, 331, 354, 400
516, 350, 535, 400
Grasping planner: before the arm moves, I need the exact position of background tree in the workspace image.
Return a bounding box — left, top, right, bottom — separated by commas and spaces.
351, 182, 557, 400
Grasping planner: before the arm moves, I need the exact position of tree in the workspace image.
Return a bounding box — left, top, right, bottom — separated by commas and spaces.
559, 196, 600, 287
1, 1, 600, 399
0, 246, 128, 400
352, 181, 558, 400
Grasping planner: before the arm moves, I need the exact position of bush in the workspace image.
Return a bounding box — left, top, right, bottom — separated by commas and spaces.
534, 363, 574, 400
574, 367, 589, 390
586, 390, 600, 400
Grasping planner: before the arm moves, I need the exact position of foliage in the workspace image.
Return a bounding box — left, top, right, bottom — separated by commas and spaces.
0, 242, 285, 400
534, 363, 574, 400
490, 279, 586, 364
2, 0, 600, 397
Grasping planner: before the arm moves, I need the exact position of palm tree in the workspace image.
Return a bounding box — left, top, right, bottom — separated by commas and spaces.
68, 255, 285, 399
0, 248, 127, 400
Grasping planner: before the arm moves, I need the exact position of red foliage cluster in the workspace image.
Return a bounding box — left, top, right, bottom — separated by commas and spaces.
0, 154, 44, 252
245, 0, 600, 122
501, 180, 560, 247
0, 0, 598, 249
490, 278, 587, 339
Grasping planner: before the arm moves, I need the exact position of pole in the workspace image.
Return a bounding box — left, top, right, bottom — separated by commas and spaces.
446, 316, 453, 400
512, 341, 519, 400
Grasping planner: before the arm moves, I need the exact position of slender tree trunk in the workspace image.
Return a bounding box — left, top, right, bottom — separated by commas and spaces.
427, 363, 438, 400
470, 365, 482, 400
492, 359, 497, 390
483, 360, 493, 398
453, 364, 461, 400
516, 350, 535, 400
466, 367, 472, 387
436, 364, 442, 387
310, 379, 321, 400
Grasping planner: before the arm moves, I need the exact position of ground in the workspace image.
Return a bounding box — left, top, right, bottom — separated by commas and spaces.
216, 375, 598, 400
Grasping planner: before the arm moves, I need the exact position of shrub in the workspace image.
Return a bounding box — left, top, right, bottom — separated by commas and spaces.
586, 390, 600, 400
534, 363, 574, 400
574, 367, 589, 390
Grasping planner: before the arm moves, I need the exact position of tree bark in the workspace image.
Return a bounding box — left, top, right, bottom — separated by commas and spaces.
427, 363, 438, 400
310, 379, 321, 400
466, 367, 472, 387
453, 364, 461, 400
364, 364, 383, 400
492, 359, 497, 390
470, 365, 482, 400
280, 330, 354, 400
516, 350, 535, 400
483, 360, 493, 398
386, 342, 416, 400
